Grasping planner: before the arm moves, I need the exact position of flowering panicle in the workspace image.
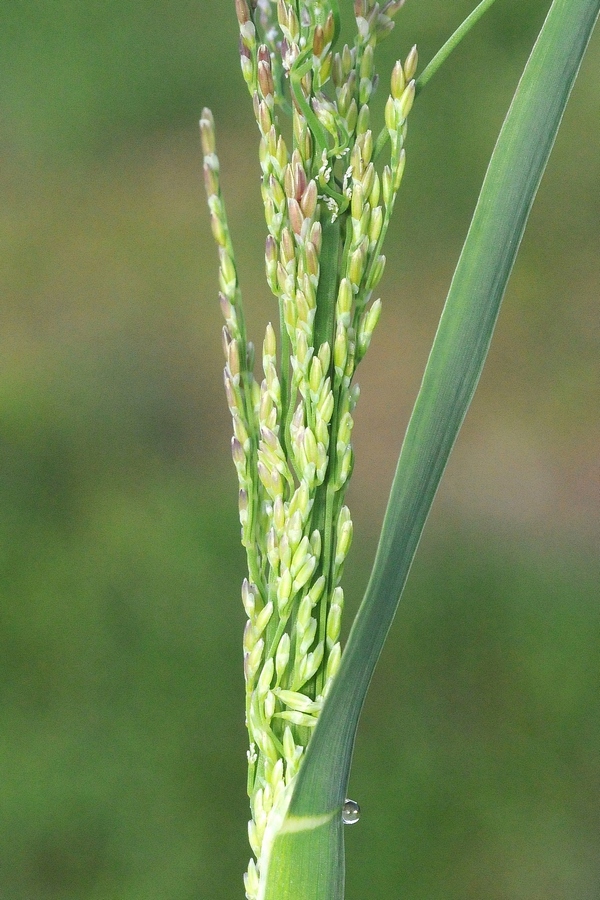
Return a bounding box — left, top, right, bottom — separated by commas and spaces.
201, 2, 416, 895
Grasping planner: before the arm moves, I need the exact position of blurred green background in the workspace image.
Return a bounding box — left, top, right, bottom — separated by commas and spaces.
0, 1, 598, 897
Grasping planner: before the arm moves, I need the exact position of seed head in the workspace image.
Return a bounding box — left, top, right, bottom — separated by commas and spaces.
313, 24, 325, 58
199, 108, 215, 156
203, 2, 417, 889
391, 60, 406, 100
258, 59, 275, 103
235, 0, 251, 25
404, 44, 419, 81
398, 80, 416, 121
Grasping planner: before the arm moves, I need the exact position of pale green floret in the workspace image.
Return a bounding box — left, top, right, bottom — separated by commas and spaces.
202, 1, 416, 895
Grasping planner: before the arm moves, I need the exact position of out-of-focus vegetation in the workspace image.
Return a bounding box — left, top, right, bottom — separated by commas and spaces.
0, 1, 598, 897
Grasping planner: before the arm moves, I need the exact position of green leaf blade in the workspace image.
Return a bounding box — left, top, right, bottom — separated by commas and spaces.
263, 813, 344, 900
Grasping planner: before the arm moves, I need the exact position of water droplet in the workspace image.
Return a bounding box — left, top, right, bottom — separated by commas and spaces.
342, 798, 360, 825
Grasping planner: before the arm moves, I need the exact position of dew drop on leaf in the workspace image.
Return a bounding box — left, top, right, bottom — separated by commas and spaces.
342, 799, 360, 825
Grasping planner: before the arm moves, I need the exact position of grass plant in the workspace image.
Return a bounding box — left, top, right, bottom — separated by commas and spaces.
202, 1, 599, 897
